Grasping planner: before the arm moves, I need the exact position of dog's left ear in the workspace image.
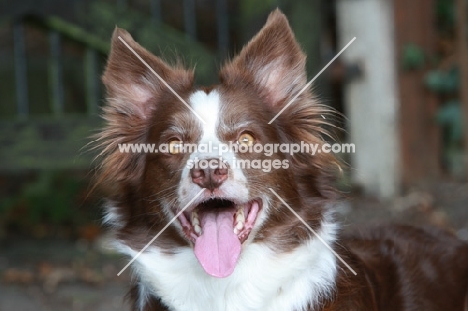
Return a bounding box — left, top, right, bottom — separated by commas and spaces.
220, 9, 307, 108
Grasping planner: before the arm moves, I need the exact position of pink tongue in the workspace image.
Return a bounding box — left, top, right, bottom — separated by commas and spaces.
194, 210, 241, 278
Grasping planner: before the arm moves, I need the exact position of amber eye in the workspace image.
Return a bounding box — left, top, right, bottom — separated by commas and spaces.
168, 139, 184, 154
237, 132, 255, 146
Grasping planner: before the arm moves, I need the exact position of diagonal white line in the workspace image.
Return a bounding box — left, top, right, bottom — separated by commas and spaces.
117, 36, 206, 124
268, 188, 357, 276
117, 188, 206, 276
268, 37, 357, 124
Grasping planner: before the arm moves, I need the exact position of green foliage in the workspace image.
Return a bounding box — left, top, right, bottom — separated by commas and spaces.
424, 67, 459, 94
240, 0, 280, 20
424, 0, 466, 175
0, 118, 101, 170
22, 172, 76, 224
0, 171, 97, 237
287, 0, 322, 78
44, 16, 110, 54
82, 1, 217, 84
437, 100, 464, 143
436, 0, 455, 33
426, 66, 463, 174
436, 100, 465, 175
402, 44, 426, 70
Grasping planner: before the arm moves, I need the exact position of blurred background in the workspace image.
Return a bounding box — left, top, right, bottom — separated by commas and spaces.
0, 0, 467, 310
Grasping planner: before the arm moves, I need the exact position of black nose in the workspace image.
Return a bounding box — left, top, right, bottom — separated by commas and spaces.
190, 158, 228, 190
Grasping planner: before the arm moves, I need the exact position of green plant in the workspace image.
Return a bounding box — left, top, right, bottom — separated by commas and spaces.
425, 67, 459, 94
0, 171, 97, 237
402, 44, 426, 70
418, 0, 465, 175
80, 1, 217, 85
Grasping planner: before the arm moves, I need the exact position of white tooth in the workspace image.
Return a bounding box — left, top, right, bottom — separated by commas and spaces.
234, 228, 239, 235
235, 221, 244, 230
194, 225, 202, 235
191, 212, 200, 226
235, 209, 245, 223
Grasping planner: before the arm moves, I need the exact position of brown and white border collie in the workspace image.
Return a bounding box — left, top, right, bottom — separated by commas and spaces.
95, 9, 468, 311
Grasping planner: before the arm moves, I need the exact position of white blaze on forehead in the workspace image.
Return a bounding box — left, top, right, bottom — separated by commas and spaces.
177, 89, 248, 204
190, 90, 221, 145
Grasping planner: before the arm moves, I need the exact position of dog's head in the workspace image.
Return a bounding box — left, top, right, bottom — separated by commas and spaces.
97, 10, 339, 278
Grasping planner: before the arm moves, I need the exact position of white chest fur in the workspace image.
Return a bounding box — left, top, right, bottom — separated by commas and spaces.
116, 221, 337, 311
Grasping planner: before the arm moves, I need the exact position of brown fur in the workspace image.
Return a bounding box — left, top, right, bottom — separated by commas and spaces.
218, 9, 340, 252
325, 226, 468, 311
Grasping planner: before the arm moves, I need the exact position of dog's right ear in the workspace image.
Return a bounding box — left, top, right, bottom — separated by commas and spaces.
102, 28, 193, 119
97, 28, 193, 191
